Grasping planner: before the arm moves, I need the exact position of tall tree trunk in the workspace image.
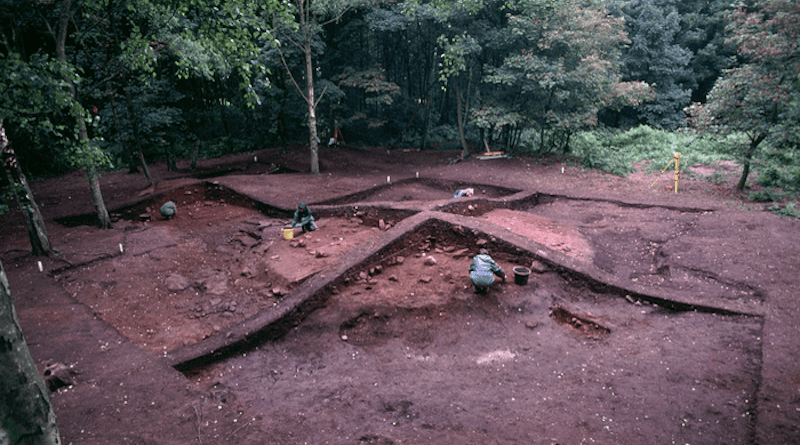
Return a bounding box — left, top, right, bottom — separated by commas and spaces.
420, 50, 438, 151
137, 148, 153, 183
736, 133, 766, 191
304, 38, 320, 174
1, 124, 52, 256
0, 260, 61, 445
57, 0, 111, 228
190, 139, 200, 171
456, 84, 469, 157
125, 101, 152, 184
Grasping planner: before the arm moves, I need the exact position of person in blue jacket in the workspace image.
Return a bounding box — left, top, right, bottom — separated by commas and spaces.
469, 248, 506, 294
291, 202, 317, 232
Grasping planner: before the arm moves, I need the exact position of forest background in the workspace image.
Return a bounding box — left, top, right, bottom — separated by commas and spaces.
1, 0, 799, 224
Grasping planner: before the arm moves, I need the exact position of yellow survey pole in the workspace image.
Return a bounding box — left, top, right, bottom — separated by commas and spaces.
650, 152, 681, 193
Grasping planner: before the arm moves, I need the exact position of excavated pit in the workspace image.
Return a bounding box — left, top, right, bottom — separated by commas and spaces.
49, 183, 764, 445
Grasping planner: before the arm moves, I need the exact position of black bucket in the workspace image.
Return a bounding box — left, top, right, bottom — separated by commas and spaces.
513, 266, 531, 285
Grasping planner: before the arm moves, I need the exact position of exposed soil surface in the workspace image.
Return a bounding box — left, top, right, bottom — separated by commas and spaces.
3, 145, 800, 444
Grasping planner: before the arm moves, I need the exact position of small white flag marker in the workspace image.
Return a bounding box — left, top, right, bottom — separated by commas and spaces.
37, 261, 43, 272
119, 243, 124, 253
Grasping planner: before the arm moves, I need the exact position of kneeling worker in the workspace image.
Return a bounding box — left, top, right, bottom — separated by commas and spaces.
469, 248, 506, 294
291, 202, 317, 233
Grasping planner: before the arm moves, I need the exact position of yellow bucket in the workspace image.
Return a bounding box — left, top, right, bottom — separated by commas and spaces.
282, 228, 294, 240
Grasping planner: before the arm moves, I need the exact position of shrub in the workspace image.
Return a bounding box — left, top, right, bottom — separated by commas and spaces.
769, 202, 800, 219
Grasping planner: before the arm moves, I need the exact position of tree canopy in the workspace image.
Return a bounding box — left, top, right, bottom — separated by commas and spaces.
0, 0, 795, 181
686, 0, 799, 190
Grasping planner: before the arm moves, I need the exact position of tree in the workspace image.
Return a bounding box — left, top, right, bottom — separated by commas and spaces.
52, 0, 113, 228
0, 51, 80, 256
686, 0, 799, 191
275, 0, 367, 173
610, 0, 694, 129
482, 0, 653, 152
2, 122, 52, 256
0, 259, 61, 445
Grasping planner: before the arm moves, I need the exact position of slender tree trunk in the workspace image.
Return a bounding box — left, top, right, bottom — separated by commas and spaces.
127, 105, 152, 184
735, 133, 765, 192
190, 139, 200, 171
138, 148, 153, 182
304, 38, 320, 174
420, 50, 438, 150
1, 123, 52, 256
57, 0, 111, 228
456, 84, 469, 157
0, 259, 61, 445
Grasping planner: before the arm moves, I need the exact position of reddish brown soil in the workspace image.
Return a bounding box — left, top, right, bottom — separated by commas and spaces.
3, 145, 800, 444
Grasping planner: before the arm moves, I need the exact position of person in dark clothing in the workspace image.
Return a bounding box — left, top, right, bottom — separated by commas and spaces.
469, 248, 505, 294
291, 202, 317, 232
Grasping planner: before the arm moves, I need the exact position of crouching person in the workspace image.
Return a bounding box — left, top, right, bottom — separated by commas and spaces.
469, 248, 506, 294
291, 202, 317, 233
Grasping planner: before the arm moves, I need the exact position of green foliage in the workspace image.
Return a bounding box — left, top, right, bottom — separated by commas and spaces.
685, 0, 800, 190
610, 0, 694, 129
569, 130, 636, 176
568, 125, 730, 177
0, 53, 79, 138
337, 66, 400, 106
768, 202, 800, 219
481, 0, 654, 152
747, 189, 785, 202
705, 171, 726, 184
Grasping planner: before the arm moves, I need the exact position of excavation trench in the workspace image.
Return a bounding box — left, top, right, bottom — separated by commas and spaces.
51, 181, 764, 445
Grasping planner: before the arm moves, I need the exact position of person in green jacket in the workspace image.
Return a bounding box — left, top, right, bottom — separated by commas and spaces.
159, 201, 177, 220
469, 249, 506, 294
291, 202, 317, 232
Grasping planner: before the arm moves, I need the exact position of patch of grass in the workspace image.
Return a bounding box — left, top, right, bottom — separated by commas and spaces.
571, 126, 730, 177
748, 189, 787, 203
705, 171, 727, 184
768, 202, 800, 219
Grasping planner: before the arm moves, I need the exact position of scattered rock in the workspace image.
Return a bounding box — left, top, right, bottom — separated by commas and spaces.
424, 256, 438, 266
359, 271, 368, 281
44, 362, 75, 392
530, 260, 548, 273
199, 272, 229, 296
165, 274, 190, 292
379, 219, 386, 231
452, 248, 470, 259
524, 319, 539, 330
315, 250, 329, 258
234, 233, 260, 248
388, 275, 399, 282
419, 276, 433, 283
395, 256, 405, 264
476, 239, 488, 246
209, 298, 222, 306
271, 287, 286, 297
240, 265, 258, 278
